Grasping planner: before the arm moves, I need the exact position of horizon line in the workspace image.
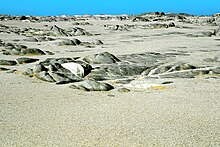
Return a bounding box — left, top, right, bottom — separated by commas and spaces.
0, 11, 220, 17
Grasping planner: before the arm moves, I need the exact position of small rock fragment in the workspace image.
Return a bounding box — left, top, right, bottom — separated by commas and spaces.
16, 57, 39, 64
70, 80, 114, 91
118, 88, 130, 92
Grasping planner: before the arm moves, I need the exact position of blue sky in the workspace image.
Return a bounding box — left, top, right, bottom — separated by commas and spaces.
0, 0, 219, 16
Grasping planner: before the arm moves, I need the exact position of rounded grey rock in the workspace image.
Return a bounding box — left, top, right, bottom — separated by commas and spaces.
0, 59, 18, 66
118, 88, 130, 92
20, 48, 46, 55
71, 80, 114, 91
83, 52, 120, 64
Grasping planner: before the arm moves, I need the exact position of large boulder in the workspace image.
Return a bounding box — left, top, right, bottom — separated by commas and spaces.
61, 62, 85, 77
41, 59, 92, 76
83, 52, 120, 64
25, 58, 89, 84
74, 60, 92, 76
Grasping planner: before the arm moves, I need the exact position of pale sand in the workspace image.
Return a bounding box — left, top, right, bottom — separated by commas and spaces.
0, 16, 220, 146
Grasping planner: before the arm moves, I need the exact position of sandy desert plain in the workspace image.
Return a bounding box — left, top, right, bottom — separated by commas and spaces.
0, 12, 220, 146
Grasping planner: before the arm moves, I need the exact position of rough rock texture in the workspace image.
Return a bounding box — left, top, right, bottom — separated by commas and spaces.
61, 62, 85, 77
22, 58, 92, 84
70, 80, 114, 91
214, 27, 220, 36
35, 71, 55, 82
83, 52, 121, 64
33, 64, 48, 74
49, 71, 82, 84
0, 59, 17, 66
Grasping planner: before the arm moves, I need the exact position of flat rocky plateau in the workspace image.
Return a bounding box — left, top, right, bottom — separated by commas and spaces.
0, 13, 220, 146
